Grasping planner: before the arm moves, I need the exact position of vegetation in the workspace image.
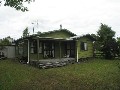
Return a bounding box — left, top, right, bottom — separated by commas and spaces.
92, 23, 119, 59
0, 36, 13, 45
0, 59, 120, 90
23, 27, 29, 37
0, 0, 34, 12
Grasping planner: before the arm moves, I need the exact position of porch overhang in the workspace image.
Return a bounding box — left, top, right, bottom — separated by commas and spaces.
31, 36, 74, 42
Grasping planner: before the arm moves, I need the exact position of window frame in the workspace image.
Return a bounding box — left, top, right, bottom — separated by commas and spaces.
80, 42, 88, 51
30, 40, 37, 54
65, 42, 75, 58
43, 42, 55, 58
38, 41, 42, 54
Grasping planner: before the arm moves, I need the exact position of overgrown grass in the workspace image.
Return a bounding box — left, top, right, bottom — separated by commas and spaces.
0, 59, 120, 90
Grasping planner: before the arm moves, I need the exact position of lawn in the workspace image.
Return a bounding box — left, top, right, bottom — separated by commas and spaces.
0, 59, 120, 90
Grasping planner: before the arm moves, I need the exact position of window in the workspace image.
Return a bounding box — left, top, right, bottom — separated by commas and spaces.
30, 42, 34, 53
81, 42, 88, 51
30, 40, 37, 54
18, 42, 23, 55
39, 42, 42, 53
65, 42, 75, 57
43, 42, 55, 58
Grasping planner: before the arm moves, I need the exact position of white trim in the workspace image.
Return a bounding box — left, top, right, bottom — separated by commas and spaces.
84, 42, 87, 50
37, 39, 39, 60
77, 47, 78, 62
76, 40, 79, 62
59, 41, 61, 58
27, 40, 29, 64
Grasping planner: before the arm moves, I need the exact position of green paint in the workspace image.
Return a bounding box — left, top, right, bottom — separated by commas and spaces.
76, 37, 93, 59
15, 30, 94, 61
40, 30, 74, 39
55, 42, 60, 58
23, 40, 28, 57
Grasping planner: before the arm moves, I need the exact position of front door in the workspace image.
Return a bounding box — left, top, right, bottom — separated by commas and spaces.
43, 42, 55, 58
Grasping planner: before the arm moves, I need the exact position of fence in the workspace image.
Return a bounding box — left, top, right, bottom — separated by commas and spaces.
94, 51, 120, 59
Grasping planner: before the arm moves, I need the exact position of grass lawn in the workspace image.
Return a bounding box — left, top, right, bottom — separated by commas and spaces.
0, 59, 120, 90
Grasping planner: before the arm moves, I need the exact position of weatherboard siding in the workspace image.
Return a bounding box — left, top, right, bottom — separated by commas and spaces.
40, 30, 73, 39
16, 30, 94, 62
23, 40, 28, 57
76, 37, 93, 59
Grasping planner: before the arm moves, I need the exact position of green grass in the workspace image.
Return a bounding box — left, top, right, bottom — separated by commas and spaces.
0, 59, 120, 90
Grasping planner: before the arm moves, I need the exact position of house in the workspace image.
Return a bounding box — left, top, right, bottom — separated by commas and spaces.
6, 36, 14, 43
0, 45, 15, 59
15, 28, 95, 64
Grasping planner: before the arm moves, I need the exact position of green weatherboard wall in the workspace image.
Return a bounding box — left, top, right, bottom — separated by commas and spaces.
76, 37, 93, 59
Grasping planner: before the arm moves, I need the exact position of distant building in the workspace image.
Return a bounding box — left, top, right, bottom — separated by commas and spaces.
0, 45, 15, 59
6, 36, 14, 43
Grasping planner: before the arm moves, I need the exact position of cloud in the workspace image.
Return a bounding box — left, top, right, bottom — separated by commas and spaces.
0, 0, 120, 39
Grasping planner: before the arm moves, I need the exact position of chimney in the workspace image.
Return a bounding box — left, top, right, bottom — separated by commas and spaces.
60, 24, 62, 30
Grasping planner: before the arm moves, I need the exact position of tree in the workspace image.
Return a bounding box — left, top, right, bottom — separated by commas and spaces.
23, 27, 29, 37
91, 34, 101, 51
0, 37, 12, 45
97, 23, 118, 59
0, 0, 34, 12
117, 37, 120, 56
102, 38, 119, 59
97, 23, 115, 42
37, 31, 41, 35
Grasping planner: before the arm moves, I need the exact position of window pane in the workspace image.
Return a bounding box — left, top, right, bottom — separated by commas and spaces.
67, 43, 70, 49
43, 42, 55, 58
71, 43, 74, 49
44, 51, 46, 57
71, 50, 75, 57
31, 42, 33, 47
30, 40, 37, 54
81, 42, 84, 50
52, 50, 54, 57
31, 48, 34, 53
52, 43, 54, 49
19, 46, 23, 55
39, 42, 42, 53
67, 50, 70, 57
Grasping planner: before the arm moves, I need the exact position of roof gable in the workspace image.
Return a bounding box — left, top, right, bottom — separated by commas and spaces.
39, 29, 76, 39
69, 34, 96, 41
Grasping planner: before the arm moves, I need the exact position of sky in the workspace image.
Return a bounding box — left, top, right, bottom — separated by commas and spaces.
0, 0, 120, 39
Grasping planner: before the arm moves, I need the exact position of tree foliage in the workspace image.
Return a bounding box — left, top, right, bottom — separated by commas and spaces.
37, 31, 41, 35
23, 27, 29, 37
95, 23, 119, 59
97, 23, 115, 42
0, 0, 34, 12
0, 36, 13, 45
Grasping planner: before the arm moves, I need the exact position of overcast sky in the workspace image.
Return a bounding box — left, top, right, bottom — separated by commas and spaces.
0, 0, 120, 39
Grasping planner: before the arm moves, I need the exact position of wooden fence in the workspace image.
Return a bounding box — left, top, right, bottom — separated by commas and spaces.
94, 51, 120, 59
94, 51, 104, 58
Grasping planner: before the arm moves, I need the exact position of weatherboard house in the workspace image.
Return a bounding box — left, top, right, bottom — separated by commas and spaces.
15, 28, 95, 64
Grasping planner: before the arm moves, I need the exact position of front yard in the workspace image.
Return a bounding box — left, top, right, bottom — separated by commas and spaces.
0, 59, 120, 90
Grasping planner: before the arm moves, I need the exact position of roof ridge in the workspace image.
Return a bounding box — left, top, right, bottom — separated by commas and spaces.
40, 29, 76, 36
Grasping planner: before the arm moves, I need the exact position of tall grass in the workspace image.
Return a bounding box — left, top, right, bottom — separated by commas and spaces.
0, 59, 120, 90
